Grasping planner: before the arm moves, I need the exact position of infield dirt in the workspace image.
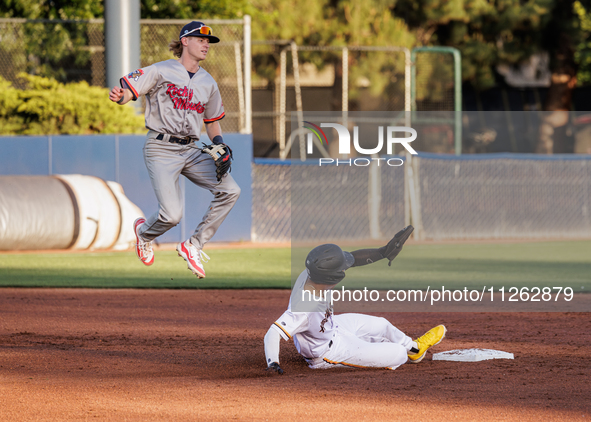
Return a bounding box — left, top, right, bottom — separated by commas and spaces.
0, 288, 589, 421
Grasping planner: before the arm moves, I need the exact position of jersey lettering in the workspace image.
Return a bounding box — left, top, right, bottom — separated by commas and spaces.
166, 84, 205, 112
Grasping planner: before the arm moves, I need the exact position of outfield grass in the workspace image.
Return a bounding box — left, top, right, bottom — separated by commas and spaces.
293, 240, 591, 292
0, 240, 589, 290
0, 248, 291, 289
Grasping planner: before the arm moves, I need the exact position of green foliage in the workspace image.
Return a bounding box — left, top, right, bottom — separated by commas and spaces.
4, 0, 591, 99
248, 0, 416, 107
394, 0, 557, 90
0, 0, 103, 19
141, 0, 254, 19
0, 1, 104, 82
0, 74, 145, 135
574, 0, 591, 85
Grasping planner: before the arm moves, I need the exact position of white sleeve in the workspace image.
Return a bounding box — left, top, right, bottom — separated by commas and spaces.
264, 326, 282, 366
271, 310, 309, 341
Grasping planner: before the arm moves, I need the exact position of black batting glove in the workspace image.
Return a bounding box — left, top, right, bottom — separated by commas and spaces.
266, 362, 284, 375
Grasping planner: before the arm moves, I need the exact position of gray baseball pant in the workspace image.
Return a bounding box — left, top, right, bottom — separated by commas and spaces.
138, 130, 241, 249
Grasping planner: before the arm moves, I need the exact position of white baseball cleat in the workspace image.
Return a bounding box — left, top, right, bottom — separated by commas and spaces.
133, 218, 154, 266
177, 240, 210, 278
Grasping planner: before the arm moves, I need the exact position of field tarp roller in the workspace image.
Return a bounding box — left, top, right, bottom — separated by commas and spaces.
0, 175, 143, 251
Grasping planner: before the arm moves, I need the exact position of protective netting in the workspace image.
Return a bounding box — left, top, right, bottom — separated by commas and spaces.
0, 19, 245, 132
416, 155, 591, 240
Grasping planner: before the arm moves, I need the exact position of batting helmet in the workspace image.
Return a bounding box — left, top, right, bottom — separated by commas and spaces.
305, 244, 355, 285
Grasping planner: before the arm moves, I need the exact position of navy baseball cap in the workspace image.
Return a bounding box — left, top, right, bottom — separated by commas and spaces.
179, 21, 220, 43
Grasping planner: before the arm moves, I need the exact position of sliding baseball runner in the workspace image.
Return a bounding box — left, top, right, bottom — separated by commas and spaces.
264, 226, 447, 373
108, 21, 240, 278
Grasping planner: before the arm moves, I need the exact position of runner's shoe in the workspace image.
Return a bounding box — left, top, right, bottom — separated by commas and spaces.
177, 240, 210, 278
133, 218, 154, 266
407, 325, 447, 363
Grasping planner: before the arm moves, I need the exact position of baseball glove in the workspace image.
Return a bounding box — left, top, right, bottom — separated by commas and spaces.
266, 362, 284, 375
202, 143, 233, 182
380, 225, 414, 266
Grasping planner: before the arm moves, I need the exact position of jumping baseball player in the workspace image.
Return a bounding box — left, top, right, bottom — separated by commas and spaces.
264, 226, 447, 373
108, 21, 240, 278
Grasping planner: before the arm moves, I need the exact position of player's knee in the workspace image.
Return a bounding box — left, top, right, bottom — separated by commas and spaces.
376, 317, 392, 334
391, 345, 409, 368
225, 182, 241, 201
169, 214, 182, 226
159, 209, 183, 227
377, 317, 389, 325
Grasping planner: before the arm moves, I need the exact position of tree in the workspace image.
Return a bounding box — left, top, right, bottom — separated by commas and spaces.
249, 0, 416, 110
0, 0, 249, 85
574, 0, 591, 85
141, 0, 251, 19
394, 0, 591, 152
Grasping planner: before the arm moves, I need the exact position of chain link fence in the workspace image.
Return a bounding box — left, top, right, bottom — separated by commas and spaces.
251, 161, 291, 242
249, 44, 411, 158
0, 18, 105, 88
415, 154, 591, 240
251, 155, 591, 243
252, 160, 407, 243
0, 18, 246, 133
413, 49, 457, 112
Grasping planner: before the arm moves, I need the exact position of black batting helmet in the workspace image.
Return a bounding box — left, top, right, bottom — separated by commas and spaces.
305, 244, 355, 285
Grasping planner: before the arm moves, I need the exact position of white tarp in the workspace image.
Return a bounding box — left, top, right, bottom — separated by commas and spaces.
0, 175, 144, 251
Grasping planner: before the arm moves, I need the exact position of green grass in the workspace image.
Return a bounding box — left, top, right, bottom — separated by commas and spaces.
0, 240, 590, 290
292, 240, 591, 292
0, 248, 291, 289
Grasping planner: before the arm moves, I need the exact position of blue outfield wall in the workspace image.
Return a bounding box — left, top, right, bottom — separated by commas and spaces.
0, 134, 253, 245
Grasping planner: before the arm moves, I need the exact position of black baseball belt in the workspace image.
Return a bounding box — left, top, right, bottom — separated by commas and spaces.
156, 133, 194, 145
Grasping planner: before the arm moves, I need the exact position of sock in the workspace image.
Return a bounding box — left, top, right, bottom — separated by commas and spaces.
408, 341, 419, 354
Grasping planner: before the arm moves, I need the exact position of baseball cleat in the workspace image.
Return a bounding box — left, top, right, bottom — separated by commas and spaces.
133, 218, 154, 266
407, 324, 446, 363
177, 240, 210, 278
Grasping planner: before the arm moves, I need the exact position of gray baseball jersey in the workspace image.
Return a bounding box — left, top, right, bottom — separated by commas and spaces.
120, 59, 225, 139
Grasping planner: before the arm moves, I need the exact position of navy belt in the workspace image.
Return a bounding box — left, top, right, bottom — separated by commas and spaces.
156, 133, 193, 145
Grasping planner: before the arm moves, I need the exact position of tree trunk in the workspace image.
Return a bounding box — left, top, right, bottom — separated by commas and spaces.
537, 1, 578, 154
331, 57, 343, 112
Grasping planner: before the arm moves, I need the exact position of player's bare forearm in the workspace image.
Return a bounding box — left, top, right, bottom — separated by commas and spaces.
205, 121, 222, 140
108, 87, 133, 105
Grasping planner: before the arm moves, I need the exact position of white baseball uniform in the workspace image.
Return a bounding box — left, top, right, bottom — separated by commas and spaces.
120, 59, 240, 249
264, 270, 415, 370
